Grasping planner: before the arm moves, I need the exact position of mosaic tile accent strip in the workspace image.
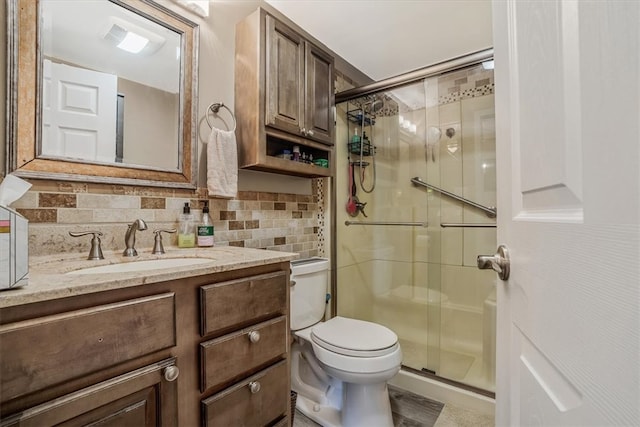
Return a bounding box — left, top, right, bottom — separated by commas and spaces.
438, 83, 494, 105
438, 65, 494, 105
313, 177, 327, 257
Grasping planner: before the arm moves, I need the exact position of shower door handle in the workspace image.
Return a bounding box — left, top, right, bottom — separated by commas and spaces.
477, 245, 510, 280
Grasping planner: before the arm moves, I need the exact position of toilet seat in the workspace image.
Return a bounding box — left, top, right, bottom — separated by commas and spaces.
311, 316, 399, 357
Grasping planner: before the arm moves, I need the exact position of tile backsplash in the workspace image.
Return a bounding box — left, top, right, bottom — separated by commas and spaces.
13, 181, 321, 258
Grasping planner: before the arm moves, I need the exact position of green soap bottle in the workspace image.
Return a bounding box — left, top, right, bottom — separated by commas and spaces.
178, 202, 196, 248
197, 201, 214, 247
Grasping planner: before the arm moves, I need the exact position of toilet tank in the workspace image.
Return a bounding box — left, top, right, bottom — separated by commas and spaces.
290, 257, 329, 331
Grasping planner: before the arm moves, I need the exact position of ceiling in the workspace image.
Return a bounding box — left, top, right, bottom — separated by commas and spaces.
265, 0, 494, 83
43, 0, 181, 93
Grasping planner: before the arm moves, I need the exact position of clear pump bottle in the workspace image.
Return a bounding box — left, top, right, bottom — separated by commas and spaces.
197, 201, 214, 247
178, 202, 196, 248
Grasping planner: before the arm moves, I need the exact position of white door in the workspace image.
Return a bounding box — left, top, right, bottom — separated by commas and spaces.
492, 1, 639, 426
42, 60, 118, 163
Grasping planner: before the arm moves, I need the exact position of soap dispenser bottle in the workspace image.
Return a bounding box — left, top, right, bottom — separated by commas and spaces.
197, 201, 214, 247
178, 202, 195, 248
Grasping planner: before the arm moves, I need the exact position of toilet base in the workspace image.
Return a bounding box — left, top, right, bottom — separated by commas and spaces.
296, 393, 341, 427
295, 383, 394, 427
343, 382, 394, 427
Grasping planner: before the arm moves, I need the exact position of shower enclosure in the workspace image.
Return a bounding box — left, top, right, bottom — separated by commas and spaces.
334, 51, 497, 393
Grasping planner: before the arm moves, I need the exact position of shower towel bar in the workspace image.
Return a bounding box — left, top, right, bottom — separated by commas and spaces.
411, 177, 497, 218
440, 223, 497, 228
344, 220, 427, 227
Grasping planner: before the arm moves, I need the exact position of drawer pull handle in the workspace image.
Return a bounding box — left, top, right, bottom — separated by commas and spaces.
248, 330, 261, 343
249, 381, 261, 394
163, 365, 180, 382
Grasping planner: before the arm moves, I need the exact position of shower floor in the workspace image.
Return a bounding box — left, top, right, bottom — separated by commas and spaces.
399, 338, 495, 393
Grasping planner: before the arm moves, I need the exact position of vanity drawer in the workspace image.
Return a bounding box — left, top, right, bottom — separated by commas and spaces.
200, 316, 287, 393
0, 293, 176, 402
200, 271, 287, 336
202, 360, 288, 427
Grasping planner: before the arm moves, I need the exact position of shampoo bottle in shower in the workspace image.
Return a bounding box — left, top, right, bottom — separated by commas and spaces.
178, 202, 196, 248
197, 201, 214, 247
352, 128, 361, 144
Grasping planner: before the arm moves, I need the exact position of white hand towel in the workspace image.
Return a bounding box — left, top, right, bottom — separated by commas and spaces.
206, 127, 238, 198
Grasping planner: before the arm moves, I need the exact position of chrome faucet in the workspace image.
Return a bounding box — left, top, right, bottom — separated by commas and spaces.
123, 219, 148, 257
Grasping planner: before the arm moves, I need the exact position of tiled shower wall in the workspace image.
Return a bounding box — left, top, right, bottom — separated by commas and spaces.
13, 180, 323, 258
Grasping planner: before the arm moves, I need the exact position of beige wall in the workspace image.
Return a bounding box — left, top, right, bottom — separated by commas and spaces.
118, 78, 180, 170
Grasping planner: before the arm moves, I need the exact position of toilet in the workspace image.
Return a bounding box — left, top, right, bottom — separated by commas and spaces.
290, 257, 403, 427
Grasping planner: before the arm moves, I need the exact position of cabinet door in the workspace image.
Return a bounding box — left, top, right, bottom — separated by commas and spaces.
304, 41, 334, 145
0, 359, 178, 427
265, 15, 304, 136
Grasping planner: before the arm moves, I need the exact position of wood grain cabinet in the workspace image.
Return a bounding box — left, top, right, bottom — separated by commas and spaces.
199, 271, 289, 426
0, 261, 291, 427
0, 293, 178, 426
235, 8, 335, 178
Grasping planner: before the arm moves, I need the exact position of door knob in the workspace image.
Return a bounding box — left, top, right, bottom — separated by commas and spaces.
477, 245, 510, 280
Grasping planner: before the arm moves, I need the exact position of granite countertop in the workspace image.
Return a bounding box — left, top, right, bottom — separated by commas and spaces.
1, 246, 297, 309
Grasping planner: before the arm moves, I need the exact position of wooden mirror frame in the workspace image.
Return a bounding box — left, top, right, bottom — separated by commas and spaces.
6, 0, 199, 188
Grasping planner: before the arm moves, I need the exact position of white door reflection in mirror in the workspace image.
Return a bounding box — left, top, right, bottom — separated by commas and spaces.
42, 60, 118, 163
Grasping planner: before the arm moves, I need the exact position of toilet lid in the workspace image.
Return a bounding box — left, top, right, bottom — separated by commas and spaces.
310, 316, 399, 357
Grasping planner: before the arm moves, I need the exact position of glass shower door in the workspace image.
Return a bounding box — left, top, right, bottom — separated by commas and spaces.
335, 61, 497, 393
335, 82, 433, 375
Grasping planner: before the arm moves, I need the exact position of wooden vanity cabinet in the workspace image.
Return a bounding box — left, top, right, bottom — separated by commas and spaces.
0, 293, 179, 426
0, 261, 291, 427
235, 8, 335, 178
199, 270, 290, 426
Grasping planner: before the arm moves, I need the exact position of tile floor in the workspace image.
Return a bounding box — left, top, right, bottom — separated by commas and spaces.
292, 385, 494, 427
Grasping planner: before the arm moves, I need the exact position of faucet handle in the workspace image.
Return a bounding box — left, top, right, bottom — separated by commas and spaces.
69, 231, 105, 260
152, 229, 177, 255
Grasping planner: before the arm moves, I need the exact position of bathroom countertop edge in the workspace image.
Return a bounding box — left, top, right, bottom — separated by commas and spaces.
1, 247, 298, 309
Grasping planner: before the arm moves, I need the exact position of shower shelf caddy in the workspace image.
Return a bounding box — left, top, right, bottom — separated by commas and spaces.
346, 108, 376, 157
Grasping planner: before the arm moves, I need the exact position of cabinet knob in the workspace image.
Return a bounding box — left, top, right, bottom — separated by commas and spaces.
306, 129, 314, 137
300, 128, 306, 135
163, 365, 180, 382
248, 330, 261, 343
248, 381, 261, 394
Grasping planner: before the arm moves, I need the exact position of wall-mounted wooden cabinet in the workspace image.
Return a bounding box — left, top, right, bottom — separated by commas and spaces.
235, 8, 335, 178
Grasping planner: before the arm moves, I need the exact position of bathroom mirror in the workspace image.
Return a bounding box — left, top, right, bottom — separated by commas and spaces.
6, 0, 199, 188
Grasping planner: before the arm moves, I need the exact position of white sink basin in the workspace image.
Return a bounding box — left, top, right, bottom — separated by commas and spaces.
66, 258, 213, 275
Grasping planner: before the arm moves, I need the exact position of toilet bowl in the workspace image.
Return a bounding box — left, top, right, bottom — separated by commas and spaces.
290, 258, 403, 427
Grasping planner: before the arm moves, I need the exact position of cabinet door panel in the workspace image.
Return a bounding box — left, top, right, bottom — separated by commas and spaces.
305, 41, 334, 145
58, 387, 155, 427
200, 316, 287, 393
200, 271, 287, 336
266, 15, 304, 135
0, 358, 177, 427
0, 293, 176, 402
202, 360, 288, 427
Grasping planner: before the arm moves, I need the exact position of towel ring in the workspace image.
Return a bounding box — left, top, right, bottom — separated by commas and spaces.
206, 102, 237, 132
